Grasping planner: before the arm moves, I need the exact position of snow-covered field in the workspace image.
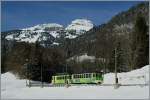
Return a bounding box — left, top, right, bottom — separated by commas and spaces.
1, 65, 149, 99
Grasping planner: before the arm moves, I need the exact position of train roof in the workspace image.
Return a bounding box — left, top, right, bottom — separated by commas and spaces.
72, 72, 102, 75
54, 73, 70, 75
53, 72, 103, 76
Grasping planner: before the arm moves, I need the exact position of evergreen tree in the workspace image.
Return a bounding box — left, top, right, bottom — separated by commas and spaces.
116, 41, 125, 72
131, 15, 149, 69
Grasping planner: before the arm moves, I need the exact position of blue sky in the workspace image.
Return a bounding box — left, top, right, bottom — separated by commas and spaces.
1, 1, 142, 31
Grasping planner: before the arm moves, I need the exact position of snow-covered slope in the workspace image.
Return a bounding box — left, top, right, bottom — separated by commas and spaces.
1, 65, 149, 99
104, 65, 149, 84
67, 53, 105, 62
5, 23, 63, 43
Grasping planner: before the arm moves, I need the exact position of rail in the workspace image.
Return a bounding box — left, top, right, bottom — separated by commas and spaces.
27, 83, 149, 87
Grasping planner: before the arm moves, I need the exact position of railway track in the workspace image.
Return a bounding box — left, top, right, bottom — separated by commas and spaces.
27, 83, 149, 87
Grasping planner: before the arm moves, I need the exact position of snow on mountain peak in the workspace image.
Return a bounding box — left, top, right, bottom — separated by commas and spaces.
66, 19, 94, 31
22, 23, 63, 32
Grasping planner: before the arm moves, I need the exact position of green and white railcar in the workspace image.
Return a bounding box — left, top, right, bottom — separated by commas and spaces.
71, 73, 103, 84
52, 74, 71, 84
52, 73, 103, 84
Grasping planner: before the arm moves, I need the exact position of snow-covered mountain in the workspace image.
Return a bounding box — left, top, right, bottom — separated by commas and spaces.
66, 19, 93, 32
4, 19, 94, 46
65, 19, 93, 38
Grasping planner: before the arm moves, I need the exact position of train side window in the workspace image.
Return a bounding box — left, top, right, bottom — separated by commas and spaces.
93, 74, 95, 77
89, 74, 91, 78
86, 74, 88, 78
83, 74, 85, 78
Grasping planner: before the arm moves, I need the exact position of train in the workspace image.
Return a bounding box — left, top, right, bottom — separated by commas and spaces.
52, 72, 104, 84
